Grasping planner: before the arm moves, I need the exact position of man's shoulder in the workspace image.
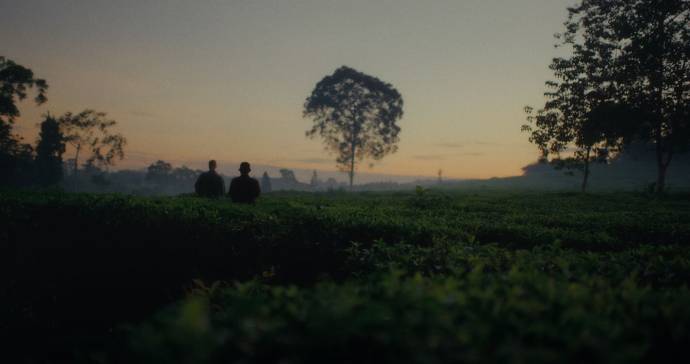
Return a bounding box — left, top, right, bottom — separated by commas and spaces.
232, 175, 258, 182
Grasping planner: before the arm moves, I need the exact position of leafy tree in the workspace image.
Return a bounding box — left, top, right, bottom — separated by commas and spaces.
279, 168, 297, 183
58, 110, 126, 174
522, 15, 628, 192
0, 56, 48, 184
146, 160, 173, 183
35, 113, 65, 186
261, 171, 272, 193
0, 56, 48, 125
304, 66, 404, 187
535, 0, 690, 193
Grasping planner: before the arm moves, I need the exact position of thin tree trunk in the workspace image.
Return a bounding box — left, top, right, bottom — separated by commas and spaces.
654, 16, 668, 194
657, 161, 667, 194
73, 144, 80, 176
656, 149, 673, 194
349, 142, 355, 189
581, 147, 591, 193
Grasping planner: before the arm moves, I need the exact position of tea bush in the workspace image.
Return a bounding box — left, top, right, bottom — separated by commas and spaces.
1, 189, 690, 362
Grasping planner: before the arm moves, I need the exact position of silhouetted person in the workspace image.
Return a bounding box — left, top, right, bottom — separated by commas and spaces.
229, 162, 260, 204
195, 160, 225, 198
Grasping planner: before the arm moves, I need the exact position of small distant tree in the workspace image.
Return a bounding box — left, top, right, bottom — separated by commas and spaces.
279, 168, 297, 183
304, 66, 404, 187
146, 160, 173, 183
437, 169, 443, 184
261, 171, 272, 193
310, 170, 320, 188
171, 165, 198, 183
35, 114, 65, 186
59, 110, 126, 175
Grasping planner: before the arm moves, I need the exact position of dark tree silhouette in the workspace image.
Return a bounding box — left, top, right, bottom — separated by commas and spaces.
0, 56, 48, 125
310, 170, 320, 188
522, 16, 629, 193
536, 0, 690, 193
35, 114, 65, 186
58, 110, 126, 174
0, 56, 48, 184
304, 66, 404, 187
146, 160, 173, 183
279, 168, 297, 183
261, 171, 272, 193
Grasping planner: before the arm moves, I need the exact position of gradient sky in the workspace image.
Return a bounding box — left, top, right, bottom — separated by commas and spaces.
1, 0, 573, 180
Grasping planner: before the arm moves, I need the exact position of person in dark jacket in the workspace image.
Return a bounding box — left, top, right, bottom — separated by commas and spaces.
229, 162, 261, 204
195, 160, 225, 198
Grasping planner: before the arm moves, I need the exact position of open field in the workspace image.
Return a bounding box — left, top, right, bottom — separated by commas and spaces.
2, 189, 690, 362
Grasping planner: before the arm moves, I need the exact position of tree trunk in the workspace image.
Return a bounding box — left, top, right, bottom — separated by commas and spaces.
581, 147, 590, 193
73, 144, 80, 176
656, 161, 667, 194
655, 146, 672, 194
349, 142, 355, 189
653, 16, 668, 194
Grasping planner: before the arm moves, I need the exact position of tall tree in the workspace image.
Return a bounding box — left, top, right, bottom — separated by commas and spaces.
522, 9, 629, 192
304, 66, 404, 187
58, 110, 126, 174
35, 114, 65, 186
0, 56, 48, 184
551, 0, 690, 193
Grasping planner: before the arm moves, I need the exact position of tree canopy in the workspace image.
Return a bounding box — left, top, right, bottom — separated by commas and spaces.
304, 66, 404, 187
59, 109, 127, 173
0, 56, 49, 185
524, 0, 689, 192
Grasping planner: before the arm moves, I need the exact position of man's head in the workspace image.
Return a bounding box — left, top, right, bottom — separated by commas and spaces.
208, 160, 217, 171
239, 161, 251, 175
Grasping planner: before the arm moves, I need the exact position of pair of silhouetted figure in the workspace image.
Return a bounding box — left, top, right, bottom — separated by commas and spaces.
194, 160, 260, 203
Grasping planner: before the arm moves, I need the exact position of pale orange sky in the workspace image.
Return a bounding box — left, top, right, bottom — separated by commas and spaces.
2, 0, 572, 180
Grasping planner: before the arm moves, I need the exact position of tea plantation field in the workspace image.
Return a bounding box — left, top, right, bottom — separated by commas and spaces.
2, 189, 690, 363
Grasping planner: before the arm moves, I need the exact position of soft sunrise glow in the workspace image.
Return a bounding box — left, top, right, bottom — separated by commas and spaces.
1, 0, 572, 180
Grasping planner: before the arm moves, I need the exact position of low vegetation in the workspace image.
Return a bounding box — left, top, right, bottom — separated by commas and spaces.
2, 189, 690, 362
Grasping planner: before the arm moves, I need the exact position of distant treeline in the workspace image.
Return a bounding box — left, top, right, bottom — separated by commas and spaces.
41, 142, 690, 195
54, 160, 353, 196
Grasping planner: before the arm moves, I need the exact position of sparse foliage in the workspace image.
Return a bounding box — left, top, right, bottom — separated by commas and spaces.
58, 109, 126, 174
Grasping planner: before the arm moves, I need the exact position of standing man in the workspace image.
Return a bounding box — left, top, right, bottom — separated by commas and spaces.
229, 161, 261, 204
195, 160, 225, 198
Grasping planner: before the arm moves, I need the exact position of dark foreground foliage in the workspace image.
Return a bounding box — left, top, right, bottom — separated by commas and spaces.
1, 189, 690, 362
